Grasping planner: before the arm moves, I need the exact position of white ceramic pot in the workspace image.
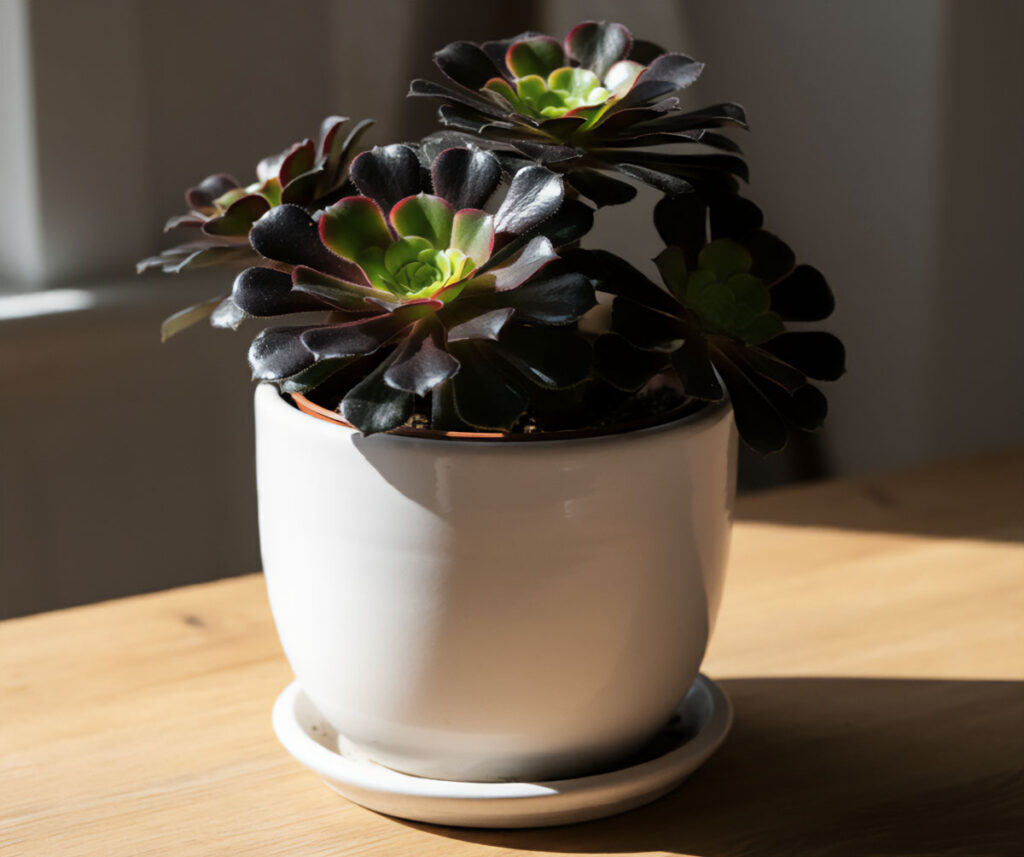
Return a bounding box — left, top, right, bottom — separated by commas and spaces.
255, 383, 737, 782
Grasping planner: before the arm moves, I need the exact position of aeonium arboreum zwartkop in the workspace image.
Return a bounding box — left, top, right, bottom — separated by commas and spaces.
139, 19, 845, 452
411, 20, 749, 205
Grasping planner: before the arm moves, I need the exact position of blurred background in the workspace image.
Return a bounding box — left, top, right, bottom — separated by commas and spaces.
1, 0, 1021, 618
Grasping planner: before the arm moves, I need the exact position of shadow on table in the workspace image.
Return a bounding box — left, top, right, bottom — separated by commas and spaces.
734, 449, 1024, 544
402, 677, 1024, 857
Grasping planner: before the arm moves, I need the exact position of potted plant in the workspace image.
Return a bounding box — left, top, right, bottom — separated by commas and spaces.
141, 20, 843, 822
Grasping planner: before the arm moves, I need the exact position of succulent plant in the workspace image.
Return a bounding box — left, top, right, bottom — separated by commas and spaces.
224, 144, 596, 434
139, 116, 373, 338
411, 21, 748, 205
578, 193, 845, 453
142, 20, 844, 452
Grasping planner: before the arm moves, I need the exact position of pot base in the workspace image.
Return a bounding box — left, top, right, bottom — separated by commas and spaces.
272, 674, 732, 829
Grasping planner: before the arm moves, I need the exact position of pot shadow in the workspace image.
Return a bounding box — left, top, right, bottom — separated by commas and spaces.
735, 449, 1024, 544
397, 677, 1024, 856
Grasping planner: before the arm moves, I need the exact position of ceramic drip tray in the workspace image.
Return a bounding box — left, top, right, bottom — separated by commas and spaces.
272, 674, 732, 828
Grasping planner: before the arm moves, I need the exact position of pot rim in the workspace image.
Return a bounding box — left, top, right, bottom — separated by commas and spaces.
287, 389, 730, 445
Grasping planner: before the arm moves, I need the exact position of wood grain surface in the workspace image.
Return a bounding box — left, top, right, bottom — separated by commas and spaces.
2, 448, 1022, 856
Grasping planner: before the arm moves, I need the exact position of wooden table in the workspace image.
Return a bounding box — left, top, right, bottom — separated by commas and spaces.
2, 449, 1022, 856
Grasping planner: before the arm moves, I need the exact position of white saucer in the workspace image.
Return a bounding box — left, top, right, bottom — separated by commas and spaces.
272, 674, 732, 829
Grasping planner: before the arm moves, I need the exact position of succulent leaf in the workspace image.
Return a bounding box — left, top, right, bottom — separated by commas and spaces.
390, 194, 455, 248
252, 204, 368, 282
160, 297, 223, 342
384, 316, 460, 396
494, 165, 563, 236
449, 341, 527, 430
770, 265, 835, 321
506, 36, 565, 78
301, 301, 441, 360
341, 349, 415, 435
763, 331, 846, 382
450, 209, 495, 266
248, 326, 318, 381
431, 146, 502, 210
445, 307, 515, 342
350, 144, 423, 213
231, 266, 328, 316
565, 21, 633, 79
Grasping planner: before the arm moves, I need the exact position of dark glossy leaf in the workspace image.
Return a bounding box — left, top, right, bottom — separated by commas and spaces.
450, 339, 528, 432
202, 194, 270, 237
450, 341, 527, 430
769, 265, 835, 321
612, 297, 685, 349
714, 351, 788, 454
743, 230, 796, 284
248, 326, 317, 381
431, 146, 502, 210
709, 193, 763, 239
610, 151, 749, 183
496, 323, 591, 389
280, 170, 321, 206
164, 213, 205, 232
408, 78, 508, 119
279, 139, 316, 187
614, 162, 692, 195
231, 266, 327, 316
730, 342, 807, 393
624, 102, 747, 134
670, 331, 724, 401
421, 130, 495, 163
486, 236, 556, 291
654, 194, 707, 270
292, 265, 393, 311
509, 138, 580, 163
483, 268, 596, 325
562, 248, 682, 315
384, 317, 459, 396
629, 38, 666, 65
429, 379, 473, 432
159, 297, 222, 342
567, 168, 637, 206
615, 53, 703, 110
482, 199, 592, 270
319, 117, 375, 195
590, 131, 702, 148
536, 116, 589, 139
565, 21, 632, 78
301, 301, 440, 360
280, 357, 349, 394
437, 103, 503, 135
698, 132, 744, 154
350, 144, 423, 213
210, 295, 248, 330
590, 106, 668, 136
137, 242, 255, 274
434, 41, 503, 90
653, 246, 688, 300
763, 331, 846, 381
318, 115, 349, 158
494, 165, 564, 236
769, 382, 828, 431
594, 333, 668, 392
341, 350, 414, 436
185, 173, 239, 210
445, 307, 515, 342
249, 204, 367, 283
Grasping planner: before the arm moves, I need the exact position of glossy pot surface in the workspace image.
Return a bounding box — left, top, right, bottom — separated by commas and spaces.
255, 383, 737, 781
